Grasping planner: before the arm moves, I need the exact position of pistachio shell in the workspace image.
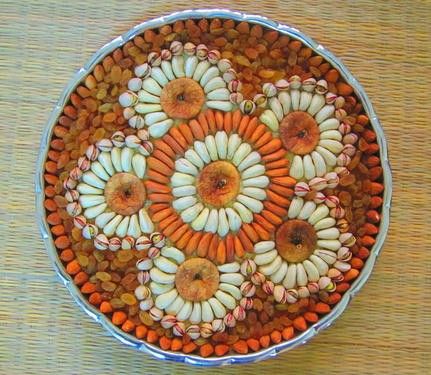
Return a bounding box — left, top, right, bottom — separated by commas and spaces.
149, 268, 176, 284
185, 149, 204, 169
201, 301, 215, 322
154, 256, 178, 274
260, 109, 279, 131
200, 66, 220, 87
115, 216, 130, 237
241, 164, 265, 179
242, 175, 270, 188
215, 131, 228, 159
98, 152, 115, 176
172, 55, 185, 78
79, 194, 105, 209
161, 246, 185, 264
204, 76, 226, 94
217, 262, 240, 273
171, 172, 195, 187
204, 135, 218, 161
232, 202, 253, 223
290, 155, 304, 179
206, 100, 232, 112
194, 141, 211, 163
191, 207, 209, 231
236, 194, 263, 213
253, 241, 275, 253
308, 93, 325, 115
111, 147, 122, 172
155, 288, 178, 310
103, 214, 123, 236
204, 209, 218, 233
176, 301, 193, 321
288, 196, 304, 218
84, 203, 107, 219
95, 211, 115, 228
82, 171, 105, 189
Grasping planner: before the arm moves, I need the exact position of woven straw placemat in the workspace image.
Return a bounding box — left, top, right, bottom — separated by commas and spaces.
1, 1, 430, 374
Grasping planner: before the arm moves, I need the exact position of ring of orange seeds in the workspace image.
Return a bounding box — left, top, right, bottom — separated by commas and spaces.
145, 109, 296, 264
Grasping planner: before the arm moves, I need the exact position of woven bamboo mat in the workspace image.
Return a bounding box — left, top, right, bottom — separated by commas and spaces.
1, 0, 430, 374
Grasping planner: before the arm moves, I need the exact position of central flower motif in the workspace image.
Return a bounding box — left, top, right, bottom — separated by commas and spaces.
171, 131, 269, 236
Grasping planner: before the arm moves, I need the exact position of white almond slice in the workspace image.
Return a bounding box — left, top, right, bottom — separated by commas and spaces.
120, 147, 133, 172
308, 204, 330, 225
154, 256, 178, 274
176, 301, 193, 321
200, 66, 219, 87
185, 55, 198, 78
269, 97, 284, 121
111, 147, 122, 172
316, 146, 337, 167
317, 239, 342, 251
298, 201, 316, 220
204, 209, 218, 233
271, 261, 288, 284
319, 118, 340, 132
148, 119, 173, 138
232, 143, 252, 166
192, 60, 211, 81
79, 194, 105, 208
218, 262, 240, 273
241, 164, 265, 179
115, 216, 130, 237
242, 175, 269, 188
172, 185, 196, 197
308, 93, 325, 115
150, 281, 175, 296
313, 217, 336, 231
150, 67, 169, 87
278, 91, 291, 114
259, 109, 279, 131
283, 263, 297, 289
303, 154, 316, 180
311, 151, 327, 177
206, 100, 232, 112
161, 60, 175, 81
288, 196, 304, 218
189, 302, 202, 324
237, 151, 261, 172
172, 55, 185, 78
204, 76, 226, 94
236, 194, 263, 213
77, 183, 103, 195
132, 154, 146, 178
135, 103, 162, 114
215, 131, 228, 159
82, 171, 106, 189
259, 255, 282, 276
225, 207, 241, 232
241, 187, 266, 201
171, 172, 195, 187
217, 208, 229, 237
98, 152, 115, 176
194, 141, 211, 163
181, 203, 203, 223
155, 288, 178, 310
139, 208, 154, 233
150, 268, 176, 284
296, 263, 308, 286
319, 139, 344, 154
126, 214, 141, 238
205, 135, 218, 161
254, 241, 275, 254
315, 105, 335, 124
290, 155, 304, 179
138, 89, 161, 103
208, 298, 226, 319
290, 89, 300, 110
84, 203, 107, 219
207, 88, 230, 101
232, 202, 253, 223
184, 149, 204, 169
219, 283, 242, 300
320, 130, 342, 141
303, 260, 320, 282
191, 207, 209, 231
165, 295, 185, 315
254, 249, 278, 265
215, 290, 236, 310
201, 301, 215, 322
95, 212, 115, 229
219, 273, 244, 286
299, 91, 313, 111
142, 77, 162, 96
175, 158, 199, 175
227, 134, 242, 159
103, 214, 123, 236
172, 196, 197, 211
309, 254, 329, 276
314, 249, 337, 265
161, 246, 185, 264
144, 111, 167, 126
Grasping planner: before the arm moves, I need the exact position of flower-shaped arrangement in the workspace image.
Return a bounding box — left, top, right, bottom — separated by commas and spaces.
42, 17, 385, 360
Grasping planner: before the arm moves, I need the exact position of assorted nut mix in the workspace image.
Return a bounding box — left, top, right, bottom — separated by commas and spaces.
43, 18, 384, 358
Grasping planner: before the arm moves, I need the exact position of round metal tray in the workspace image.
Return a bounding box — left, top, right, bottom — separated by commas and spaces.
35, 9, 392, 366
